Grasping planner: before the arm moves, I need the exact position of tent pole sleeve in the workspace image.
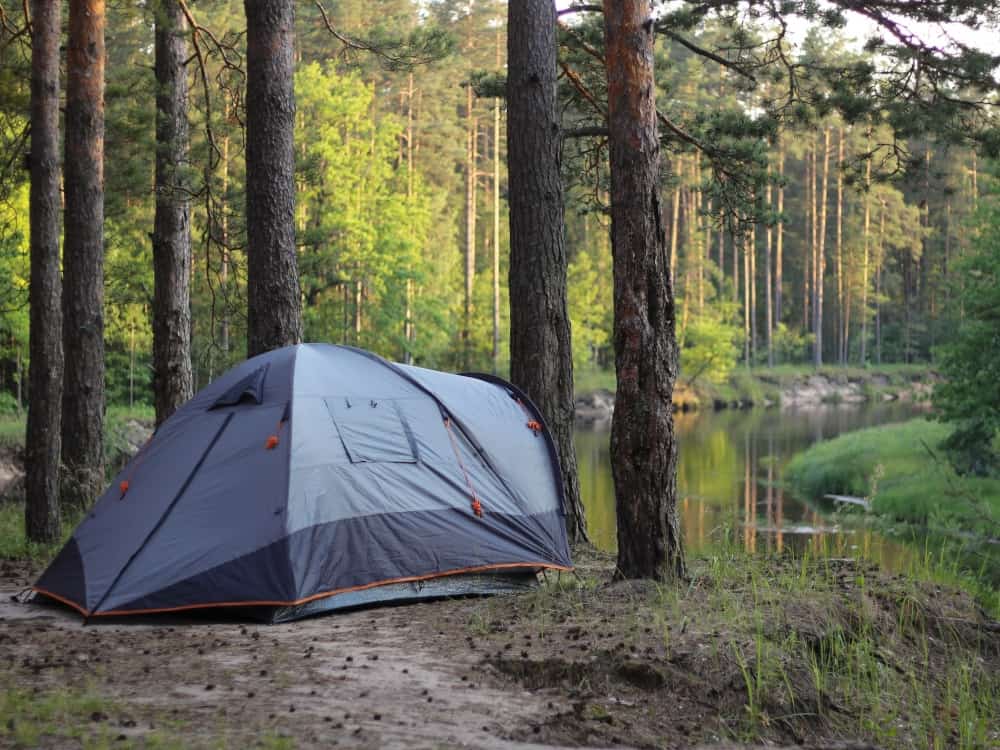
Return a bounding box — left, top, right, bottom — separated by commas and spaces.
85, 413, 234, 622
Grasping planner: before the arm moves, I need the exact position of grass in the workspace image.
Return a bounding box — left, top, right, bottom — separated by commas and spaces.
0, 404, 154, 454
0, 501, 78, 561
468, 540, 1000, 749
785, 418, 1000, 538
0, 683, 298, 749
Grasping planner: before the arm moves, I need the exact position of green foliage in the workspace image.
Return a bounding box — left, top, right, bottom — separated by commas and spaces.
786, 419, 1000, 539
934, 182, 1000, 475
567, 249, 610, 371
679, 307, 741, 386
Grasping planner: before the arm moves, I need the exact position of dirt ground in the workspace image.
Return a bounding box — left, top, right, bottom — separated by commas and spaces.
1, 550, 998, 750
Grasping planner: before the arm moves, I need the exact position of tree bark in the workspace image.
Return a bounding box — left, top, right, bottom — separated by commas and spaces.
507, 0, 587, 544
765, 181, 773, 367
245, 0, 302, 357
775, 140, 784, 327
25, 0, 63, 541
835, 127, 844, 364
813, 128, 830, 367
152, 0, 193, 427
860, 146, 872, 365
492, 22, 502, 374
603, 0, 683, 580
61, 0, 106, 510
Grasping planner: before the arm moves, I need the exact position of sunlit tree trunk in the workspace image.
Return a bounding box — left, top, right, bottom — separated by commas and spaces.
492, 24, 502, 375
813, 127, 829, 367
603, 0, 683, 579
835, 127, 844, 364
860, 147, 872, 365
62, 0, 106, 510
25, 0, 63, 541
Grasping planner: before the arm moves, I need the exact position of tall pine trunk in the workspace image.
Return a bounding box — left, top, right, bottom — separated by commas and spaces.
25, 0, 63, 541
775, 140, 784, 327
835, 127, 844, 364
813, 128, 830, 367
61, 0, 106, 510
507, 0, 587, 543
860, 147, 872, 365
152, 0, 193, 426
245, 0, 302, 357
764, 181, 773, 367
492, 25, 502, 375
603, 0, 683, 579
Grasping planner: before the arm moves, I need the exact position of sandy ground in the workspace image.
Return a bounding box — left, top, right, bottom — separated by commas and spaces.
1, 563, 578, 748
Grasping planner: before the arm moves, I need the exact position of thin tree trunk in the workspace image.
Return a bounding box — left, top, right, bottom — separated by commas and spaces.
61, 0, 106, 510
404, 73, 415, 363
775, 139, 784, 326
492, 25, 502, 375
507, 0, 587, 543
464, 82, 477, 368
860, 147, 872, 365
805, 141, 814, 332
835, 127, 844, 364
25, 0, 63, 541
219, 104, 231, 365
876, 199, 885, 365
152, 0, 193, 427
743, 231, 750, 366
603, 0, 683, 579
669, 178, 680, 285
749, 216, 756, 364
765, 180, 773, 367
245, 0, 302, 357
813, 128, 829, 367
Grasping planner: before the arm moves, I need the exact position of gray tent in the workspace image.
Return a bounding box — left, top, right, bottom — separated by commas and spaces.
34, 344, 572, 622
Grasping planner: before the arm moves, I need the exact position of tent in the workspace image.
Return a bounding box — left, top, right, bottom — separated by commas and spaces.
34, 344, 572, 622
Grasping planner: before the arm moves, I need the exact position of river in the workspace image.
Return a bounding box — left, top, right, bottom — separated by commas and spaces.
576, 401, 928, 568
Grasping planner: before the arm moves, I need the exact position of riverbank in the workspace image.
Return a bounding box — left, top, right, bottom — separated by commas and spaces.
0, 543, 996, 749
785, 419, 1000, 539
575, 364, 935, 424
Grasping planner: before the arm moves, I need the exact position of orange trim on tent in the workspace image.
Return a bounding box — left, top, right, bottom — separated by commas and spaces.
31, 561, 572, 618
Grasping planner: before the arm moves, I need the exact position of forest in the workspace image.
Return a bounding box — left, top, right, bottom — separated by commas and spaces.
0, 1, 999, 747
0, 1, 992, 400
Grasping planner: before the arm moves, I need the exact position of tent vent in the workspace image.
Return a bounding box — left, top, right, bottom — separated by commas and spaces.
210, 364, 269, 408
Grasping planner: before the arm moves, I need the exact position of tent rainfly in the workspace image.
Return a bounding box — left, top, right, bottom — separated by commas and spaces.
34, 344, 572, 622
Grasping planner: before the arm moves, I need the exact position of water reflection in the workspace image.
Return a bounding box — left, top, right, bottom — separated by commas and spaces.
576, 402, 927, 570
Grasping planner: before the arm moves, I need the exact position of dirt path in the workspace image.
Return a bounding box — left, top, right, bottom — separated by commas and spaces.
0, 570, 573, 749
3, 552, 998, 750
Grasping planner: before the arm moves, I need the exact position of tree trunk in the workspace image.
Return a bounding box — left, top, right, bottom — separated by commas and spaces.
507, 0, 587, 544
765, 180, 773, 367
25, 0, 63, 542
813, 128, 830, 367
464, 84, 477, 368
835, 127, 844, 364
245, 0, 302, 357
492, 25, 502, 375
603, 0, 683, 580
860, 148, 872, 365
152, 0, 193, 427
61, 0, 106, 510
775, 139, 784, 326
